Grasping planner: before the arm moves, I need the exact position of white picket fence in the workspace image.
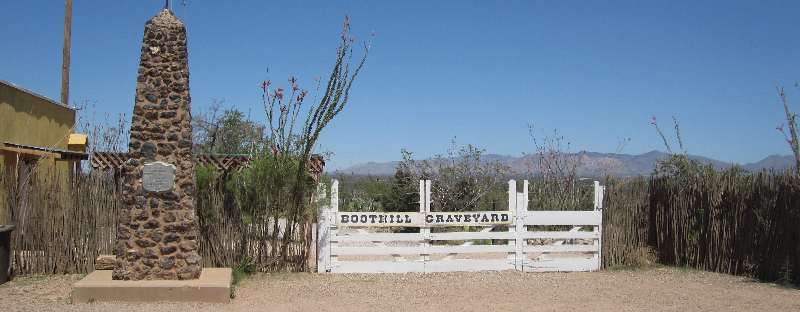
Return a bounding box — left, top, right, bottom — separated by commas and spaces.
317, 180, 605, 273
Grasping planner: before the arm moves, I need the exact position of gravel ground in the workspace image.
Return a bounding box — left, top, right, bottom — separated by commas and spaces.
1, 267, 798, 312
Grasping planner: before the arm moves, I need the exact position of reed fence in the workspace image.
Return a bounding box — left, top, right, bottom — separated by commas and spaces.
1, 168, 314, 276
3, 164, 797, 285
603, 171, 800, 285
0, 172, 119, 275
601, 177, 652, 267
195, 180, 313, 272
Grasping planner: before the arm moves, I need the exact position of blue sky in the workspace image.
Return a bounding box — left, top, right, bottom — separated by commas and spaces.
2, 0, 798, 169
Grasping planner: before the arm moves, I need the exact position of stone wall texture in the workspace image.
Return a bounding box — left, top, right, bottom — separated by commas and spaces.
114, 9, 202, 280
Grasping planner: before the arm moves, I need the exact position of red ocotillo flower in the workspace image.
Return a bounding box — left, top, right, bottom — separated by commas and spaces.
289, 76, 300, 91
261, 80, 271, 92
296, 90, 308, 103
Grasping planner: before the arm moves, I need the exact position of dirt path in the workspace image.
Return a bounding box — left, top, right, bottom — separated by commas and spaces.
1, 267, 798, 312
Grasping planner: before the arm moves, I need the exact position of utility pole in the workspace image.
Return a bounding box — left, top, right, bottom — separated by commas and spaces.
61, 0, 72, 106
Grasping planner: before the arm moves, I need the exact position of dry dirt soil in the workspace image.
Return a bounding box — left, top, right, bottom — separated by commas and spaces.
1, 267, 798, 312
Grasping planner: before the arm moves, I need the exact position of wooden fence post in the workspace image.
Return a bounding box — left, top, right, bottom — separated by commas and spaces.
507, 180, 516, 265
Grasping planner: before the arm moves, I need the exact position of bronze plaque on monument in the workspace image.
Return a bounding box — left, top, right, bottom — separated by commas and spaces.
142, 162, 176, 192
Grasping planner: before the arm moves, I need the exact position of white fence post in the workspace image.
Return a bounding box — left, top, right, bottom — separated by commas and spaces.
515, 180, 528, 271
593, 180, 603, 271
316, 183, 330, 273
507, 180, 516, 265
420, 180, 431, 266
329, 180, 339, 270
593, 181, 604, 210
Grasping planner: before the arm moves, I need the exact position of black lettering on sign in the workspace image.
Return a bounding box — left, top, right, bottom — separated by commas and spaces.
341, 212, 513, 226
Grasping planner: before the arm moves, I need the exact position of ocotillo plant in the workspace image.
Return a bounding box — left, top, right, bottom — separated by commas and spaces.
776, 85, 800, 175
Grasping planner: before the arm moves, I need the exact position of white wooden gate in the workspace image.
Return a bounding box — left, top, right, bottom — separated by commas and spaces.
317, 180, 604, 273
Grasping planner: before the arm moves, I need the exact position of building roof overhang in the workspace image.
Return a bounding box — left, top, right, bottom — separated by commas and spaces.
0, 80, 74, 111
2, 141, 88, 160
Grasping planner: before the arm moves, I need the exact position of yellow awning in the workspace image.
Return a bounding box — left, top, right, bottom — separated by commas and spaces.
68, 133, 88, 152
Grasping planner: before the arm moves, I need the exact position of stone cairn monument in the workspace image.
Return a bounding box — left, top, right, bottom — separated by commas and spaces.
114, 8, 202, 280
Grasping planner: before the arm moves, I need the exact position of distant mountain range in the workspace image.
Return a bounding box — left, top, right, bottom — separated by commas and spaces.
334, 151, 796, 177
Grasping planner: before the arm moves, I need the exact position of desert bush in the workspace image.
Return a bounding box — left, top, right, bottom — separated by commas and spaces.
334, 175, 392, 212
391, 141, 510, 212
524, 126, 593, 211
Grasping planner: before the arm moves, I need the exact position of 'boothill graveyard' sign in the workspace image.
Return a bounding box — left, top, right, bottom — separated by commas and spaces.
336, 211, 513, 227
142, 161, 176, 192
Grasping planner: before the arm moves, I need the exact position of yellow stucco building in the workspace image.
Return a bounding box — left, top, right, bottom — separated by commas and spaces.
0, 80, 87, 179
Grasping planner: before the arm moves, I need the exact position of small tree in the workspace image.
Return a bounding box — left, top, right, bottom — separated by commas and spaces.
383, 149, 420, 212
193, 100, 265, 155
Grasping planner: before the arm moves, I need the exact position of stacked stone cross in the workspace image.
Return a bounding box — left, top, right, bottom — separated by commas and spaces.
114, 9, 201, 281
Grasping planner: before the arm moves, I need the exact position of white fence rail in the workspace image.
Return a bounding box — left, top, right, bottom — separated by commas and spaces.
317, 179, 604, 273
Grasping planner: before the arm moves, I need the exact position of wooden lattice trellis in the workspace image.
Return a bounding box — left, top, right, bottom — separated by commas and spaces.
90, 152, 324, 182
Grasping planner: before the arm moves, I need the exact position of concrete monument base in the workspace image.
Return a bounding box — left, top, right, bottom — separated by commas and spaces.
71, 268, 232, 304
